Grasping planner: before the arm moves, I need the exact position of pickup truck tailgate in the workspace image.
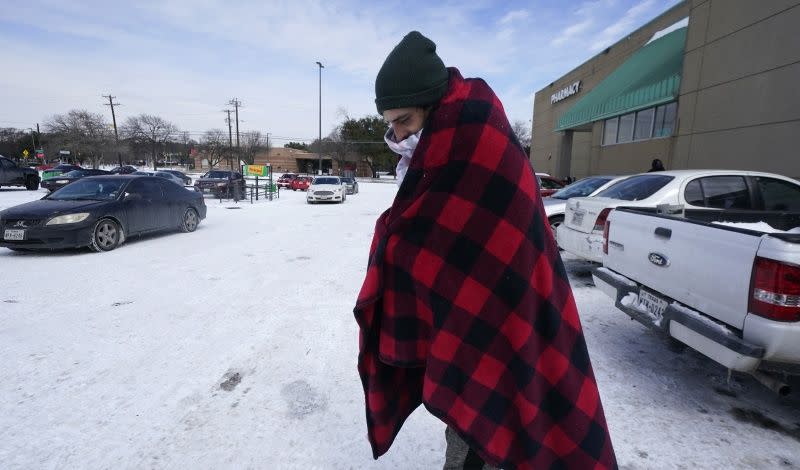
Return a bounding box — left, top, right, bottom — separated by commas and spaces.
604, 209, 763, 330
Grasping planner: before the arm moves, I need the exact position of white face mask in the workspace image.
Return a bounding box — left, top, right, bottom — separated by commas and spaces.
385, 128, 422, 187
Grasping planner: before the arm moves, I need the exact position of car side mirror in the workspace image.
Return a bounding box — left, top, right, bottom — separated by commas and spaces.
124, 192, 141, 201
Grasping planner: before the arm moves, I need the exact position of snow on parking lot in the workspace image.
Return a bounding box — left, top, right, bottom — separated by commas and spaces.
1, 183, 799, 469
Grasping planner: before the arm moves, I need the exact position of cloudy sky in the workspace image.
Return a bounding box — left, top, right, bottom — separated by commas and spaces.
0, 0, 680, 145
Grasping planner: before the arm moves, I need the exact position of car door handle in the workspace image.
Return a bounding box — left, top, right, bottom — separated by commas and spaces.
654, 227, 672, 239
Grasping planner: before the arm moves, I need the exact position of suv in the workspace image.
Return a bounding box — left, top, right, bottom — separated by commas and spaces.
194, 170, 246, 198
0, 156, 40, 190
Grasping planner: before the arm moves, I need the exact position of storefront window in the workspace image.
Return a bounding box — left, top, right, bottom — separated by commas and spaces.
602, 101, 677, 145
603, 117, 619, 145
634, 108, 655, 140
618, 113, 635, 143
654, 102, 677, 137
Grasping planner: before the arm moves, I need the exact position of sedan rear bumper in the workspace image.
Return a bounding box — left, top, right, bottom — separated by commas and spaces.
555, 224, 604, 263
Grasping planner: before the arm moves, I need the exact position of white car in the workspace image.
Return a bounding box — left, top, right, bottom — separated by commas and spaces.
556, 170, 800, 263
543, 175, 629, 233
307, 176, 346, 204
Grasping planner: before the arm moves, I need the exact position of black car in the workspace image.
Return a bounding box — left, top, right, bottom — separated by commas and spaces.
0, 156, 40, 190
194, 170, 245, 198
109, 165, 138, 175
0, 175, 206, 252
160, 170, 192, 185
40, 169, 111, 192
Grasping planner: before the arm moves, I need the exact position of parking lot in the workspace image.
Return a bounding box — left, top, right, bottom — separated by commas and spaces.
1, 182, 799, 469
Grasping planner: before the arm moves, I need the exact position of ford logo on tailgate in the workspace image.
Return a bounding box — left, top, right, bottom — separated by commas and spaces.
648, 252, 670, 267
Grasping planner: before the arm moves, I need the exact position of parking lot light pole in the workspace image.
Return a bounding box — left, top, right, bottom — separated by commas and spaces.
316, 61, 324, 175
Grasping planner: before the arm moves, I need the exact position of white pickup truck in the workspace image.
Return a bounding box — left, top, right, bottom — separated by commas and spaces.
593, 206, 800, 395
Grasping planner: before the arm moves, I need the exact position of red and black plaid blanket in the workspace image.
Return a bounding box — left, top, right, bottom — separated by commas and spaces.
354, 68, 616, 469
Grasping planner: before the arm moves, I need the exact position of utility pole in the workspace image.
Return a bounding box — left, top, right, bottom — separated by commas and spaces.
315, 61, 324, 175
103, 94, 123, 167
224, 109, 234, 170
228, 98, 242, 172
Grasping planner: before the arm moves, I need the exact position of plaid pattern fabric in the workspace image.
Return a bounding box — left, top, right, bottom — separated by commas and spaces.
354, 68, 617, 469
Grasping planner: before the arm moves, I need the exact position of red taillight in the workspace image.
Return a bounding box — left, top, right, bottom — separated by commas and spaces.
593, 208, 613, 232
603, 220, 610, 254
749, 257, 800, 322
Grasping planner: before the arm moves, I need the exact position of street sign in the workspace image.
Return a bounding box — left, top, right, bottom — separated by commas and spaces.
243, 165, 270, 177
59, 150, 71, 155
22, 149, 29, 157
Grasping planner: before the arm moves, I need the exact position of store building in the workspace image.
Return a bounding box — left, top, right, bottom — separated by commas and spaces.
531, 0, 800, 179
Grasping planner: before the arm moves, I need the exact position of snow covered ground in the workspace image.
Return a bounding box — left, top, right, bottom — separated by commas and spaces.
1, 183, 799, 469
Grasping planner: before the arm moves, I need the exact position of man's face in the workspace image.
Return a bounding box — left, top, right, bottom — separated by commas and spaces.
383, 107, 427, 142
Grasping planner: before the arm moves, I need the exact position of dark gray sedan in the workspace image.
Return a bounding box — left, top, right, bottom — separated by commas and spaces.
1, 175, 206, 252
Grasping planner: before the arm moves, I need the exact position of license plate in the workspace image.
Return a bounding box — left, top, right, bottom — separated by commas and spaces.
572, 210, 585, 226
638, 288, 668, 318
3, 229, 25, 241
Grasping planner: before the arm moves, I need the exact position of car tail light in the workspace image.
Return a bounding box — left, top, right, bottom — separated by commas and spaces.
593, 208, 613, 232
749, 257, 800, 322
603, 220, 611, 255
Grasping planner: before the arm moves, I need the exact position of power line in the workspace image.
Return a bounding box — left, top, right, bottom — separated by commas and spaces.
228, 98, 242, 150
102, 94, 123, 167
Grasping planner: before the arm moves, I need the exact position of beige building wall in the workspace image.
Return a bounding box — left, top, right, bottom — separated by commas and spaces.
673, 0, 800, 177
531, 1, 691, 178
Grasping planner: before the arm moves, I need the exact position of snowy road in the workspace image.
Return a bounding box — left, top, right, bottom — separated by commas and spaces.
1, 183, 799, 469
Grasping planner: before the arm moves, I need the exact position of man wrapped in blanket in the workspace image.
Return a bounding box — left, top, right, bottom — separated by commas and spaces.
354, 31, 618, 470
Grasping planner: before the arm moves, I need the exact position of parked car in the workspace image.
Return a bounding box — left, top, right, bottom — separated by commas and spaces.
543, 175, 628, 233
109, 165, 138, 175
193, 170, 246, 198
594, 205, 800, 394
290, 176, 313, 191
159, 169, 192, 185
153, 171, 187, 186
277, 173, 298, 188
0, 155, 41, 190
557, 170, 800, 263
340, 176, 359, 195
537, 174, 565, 197
40, 169, 112, 192
0, 175, 206, 252
307, 176, 346, 204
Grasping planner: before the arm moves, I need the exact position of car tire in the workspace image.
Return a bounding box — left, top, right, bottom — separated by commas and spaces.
89, 218, 122, 252
180, 207, 199, 233
25, 177, 39, 190
549, 215, 564, 235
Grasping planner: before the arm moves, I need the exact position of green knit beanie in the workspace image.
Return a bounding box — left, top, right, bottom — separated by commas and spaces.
374, 31, 449, 114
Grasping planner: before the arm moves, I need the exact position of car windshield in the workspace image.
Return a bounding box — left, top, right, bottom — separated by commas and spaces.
62, 170, 89, 178
551, 177, 614, 200
341, 177, 354, 183
204, 171, 230, 178
595, 174, 674, 201
313, 177, 340, 185
47, 179, 126, 201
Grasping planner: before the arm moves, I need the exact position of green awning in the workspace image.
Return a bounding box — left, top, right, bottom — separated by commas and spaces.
555, 27, 687, 131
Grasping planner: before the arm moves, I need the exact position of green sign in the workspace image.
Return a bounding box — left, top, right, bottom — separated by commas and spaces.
243, 164, 270, 177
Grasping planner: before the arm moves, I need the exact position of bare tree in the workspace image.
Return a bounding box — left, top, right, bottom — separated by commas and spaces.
44, 110, 112, 167
511, 120, 532, 156
200, 129, 229, 170
239, 131, 270, 165
121, 114, 178, 170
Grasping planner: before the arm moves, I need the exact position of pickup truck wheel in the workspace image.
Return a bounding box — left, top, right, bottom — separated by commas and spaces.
549, 215, 564, 234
